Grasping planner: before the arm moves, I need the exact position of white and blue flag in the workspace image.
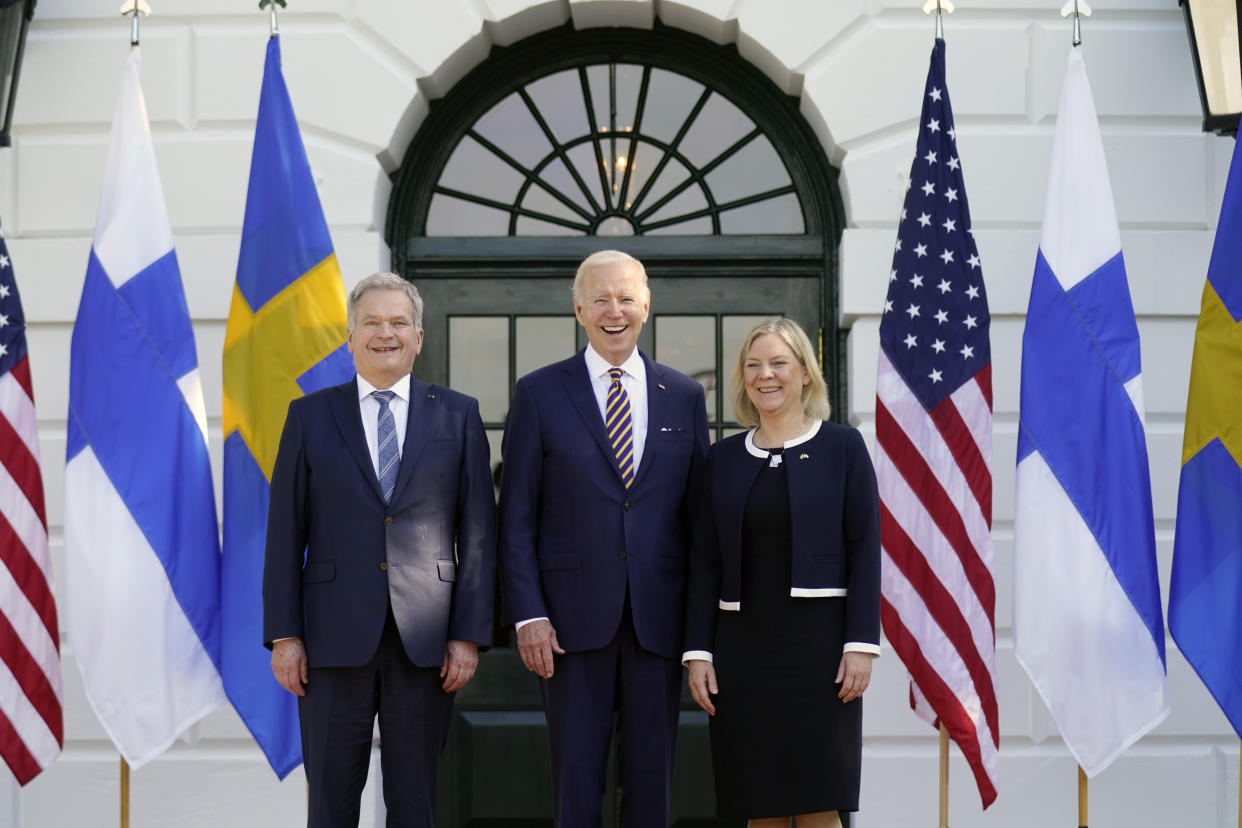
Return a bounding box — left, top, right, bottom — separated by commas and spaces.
64, 47, 225, 768
1013, 45, 1168, 776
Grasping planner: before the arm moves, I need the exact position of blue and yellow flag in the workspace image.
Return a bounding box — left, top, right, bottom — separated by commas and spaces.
1169, 134, 1242, 741
221, 35, 353, 778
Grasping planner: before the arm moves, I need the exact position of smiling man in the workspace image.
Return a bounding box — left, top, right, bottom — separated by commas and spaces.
499, 250, 709, 827
263, 272, 496, 827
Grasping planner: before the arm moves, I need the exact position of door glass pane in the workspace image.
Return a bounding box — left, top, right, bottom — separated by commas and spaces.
642, 69, 705, 145
449, 317, 509, 422
704, 135, 791, 203
722, 314, 776, 424
719, 192, 804, 234
426, 194, 509, 236
654, 316, 716, 420
516, 316, 577, 380
473, 92, 552, 169
678, 92, 755, 167
439, 135, 525, 205
525, 69, 589, 145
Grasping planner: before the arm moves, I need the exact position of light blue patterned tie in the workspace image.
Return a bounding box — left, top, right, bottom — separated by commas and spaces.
372, 389, 399, 504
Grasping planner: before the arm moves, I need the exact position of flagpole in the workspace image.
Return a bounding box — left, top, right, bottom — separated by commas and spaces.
118, 5, 147, 826
119, 757, 130, 828
939, 722, 950, 827
260, 0, 286, 37
1237, 740, 1240, 828
1077, 765, 1088, 828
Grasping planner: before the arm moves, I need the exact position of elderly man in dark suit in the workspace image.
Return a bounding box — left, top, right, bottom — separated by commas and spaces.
499, 250, 709, 827
263, 271, 495, 828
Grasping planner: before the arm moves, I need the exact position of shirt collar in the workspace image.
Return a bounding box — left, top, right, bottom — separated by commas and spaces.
357, 373, 411, 402
744, 420, 823, 458
584, 344, 645, 383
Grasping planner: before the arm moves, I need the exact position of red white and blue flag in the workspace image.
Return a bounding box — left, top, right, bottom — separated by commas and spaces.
0, 223, 64, 785
875, 39, 999, 808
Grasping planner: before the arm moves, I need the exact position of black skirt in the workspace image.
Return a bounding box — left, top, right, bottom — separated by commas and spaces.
709, 456, 862, 818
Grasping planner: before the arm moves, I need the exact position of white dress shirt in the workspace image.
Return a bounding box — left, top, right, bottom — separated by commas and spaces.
357, 373, 410, 477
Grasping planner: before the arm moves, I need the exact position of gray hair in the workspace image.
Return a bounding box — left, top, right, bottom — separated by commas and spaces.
571, 250, 650, 303
347, 272, 424, 333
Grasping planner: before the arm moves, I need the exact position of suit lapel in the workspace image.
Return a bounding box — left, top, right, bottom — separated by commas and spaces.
389, 376, 432, 507
562, 352, 628, 486
632, 353, 667, 489
328, 379, 385, 502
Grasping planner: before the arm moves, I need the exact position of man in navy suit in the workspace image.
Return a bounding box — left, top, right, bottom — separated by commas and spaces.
263, 272, 495, 827
499, 250, 709, 827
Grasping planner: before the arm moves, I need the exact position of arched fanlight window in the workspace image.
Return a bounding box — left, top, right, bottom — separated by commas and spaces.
386, 23, 847, 418
426, 62, 803, 237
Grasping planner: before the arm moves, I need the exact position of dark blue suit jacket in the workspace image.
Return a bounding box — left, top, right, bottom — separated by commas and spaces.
498, 350, 709, 660
262, 376, 496, 668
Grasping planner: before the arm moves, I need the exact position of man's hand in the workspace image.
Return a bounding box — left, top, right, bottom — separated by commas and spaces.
686, 660, 718, 715
836, 651, 876, 703
516, 619, 564, 679
271, 638, 308, 696
441, 639, 479, 693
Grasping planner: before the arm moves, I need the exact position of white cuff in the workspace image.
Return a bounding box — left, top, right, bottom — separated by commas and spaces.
681, 650, 714, 666
515, 617, 549, 630
844, 641, 881, 656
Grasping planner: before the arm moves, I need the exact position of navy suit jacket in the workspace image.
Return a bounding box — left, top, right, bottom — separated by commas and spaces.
262, 376, 496, 668
498, 350, 709, 661
683, 422, 881, 655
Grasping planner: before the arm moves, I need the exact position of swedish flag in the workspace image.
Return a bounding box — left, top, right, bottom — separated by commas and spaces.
221, 35, 353, 778
1169, 132, 1242, 741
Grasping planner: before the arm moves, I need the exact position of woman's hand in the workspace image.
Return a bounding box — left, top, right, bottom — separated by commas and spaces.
836, 651, 876, 703
687, 659, 718, 715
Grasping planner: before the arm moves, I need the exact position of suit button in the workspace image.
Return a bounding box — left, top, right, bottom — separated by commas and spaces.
619, 551, 627, 559
379, 562, 388, 571
385, 516, 394, 526
623, 502, 631, 511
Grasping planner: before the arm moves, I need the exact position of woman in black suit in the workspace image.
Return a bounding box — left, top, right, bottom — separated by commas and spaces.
684, 317, 881, 828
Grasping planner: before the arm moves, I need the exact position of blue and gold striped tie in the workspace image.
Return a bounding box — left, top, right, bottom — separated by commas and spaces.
605, 367, 636, 488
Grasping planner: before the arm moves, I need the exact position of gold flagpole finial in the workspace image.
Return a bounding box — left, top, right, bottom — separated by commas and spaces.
1061, 0, 1093, 47
922, 0, 956, 40
120, 0, 151, 47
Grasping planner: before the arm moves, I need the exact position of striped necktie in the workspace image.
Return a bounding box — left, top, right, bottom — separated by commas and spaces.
606, 367, 635, 488
372, 389, 399, 504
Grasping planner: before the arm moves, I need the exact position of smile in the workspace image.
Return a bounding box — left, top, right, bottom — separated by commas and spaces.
603, 326, 628, 333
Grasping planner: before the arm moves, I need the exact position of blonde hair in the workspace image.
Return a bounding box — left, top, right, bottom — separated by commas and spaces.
730, 317, 830, 428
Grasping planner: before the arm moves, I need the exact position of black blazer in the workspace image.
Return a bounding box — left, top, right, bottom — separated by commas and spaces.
683, 421, 881, 655
262, 376, 496, 668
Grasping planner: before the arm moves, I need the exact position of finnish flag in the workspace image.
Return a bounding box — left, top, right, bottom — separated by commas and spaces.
1013, 45, 1168, 776
64, 47, 224, 768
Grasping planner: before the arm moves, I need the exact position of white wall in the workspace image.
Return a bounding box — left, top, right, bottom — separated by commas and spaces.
2, 1, 1233, 825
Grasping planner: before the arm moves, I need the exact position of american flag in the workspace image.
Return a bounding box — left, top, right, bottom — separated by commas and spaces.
0, 224, 64, 785
875, 39, 999, 808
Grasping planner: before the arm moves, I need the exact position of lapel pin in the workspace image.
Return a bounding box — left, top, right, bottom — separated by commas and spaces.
658, 383, 666, 390
799, 453, 809, 460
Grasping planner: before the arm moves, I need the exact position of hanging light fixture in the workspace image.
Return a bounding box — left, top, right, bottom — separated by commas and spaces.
0, 0, 36, 147
1179, 0, 1242, 135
